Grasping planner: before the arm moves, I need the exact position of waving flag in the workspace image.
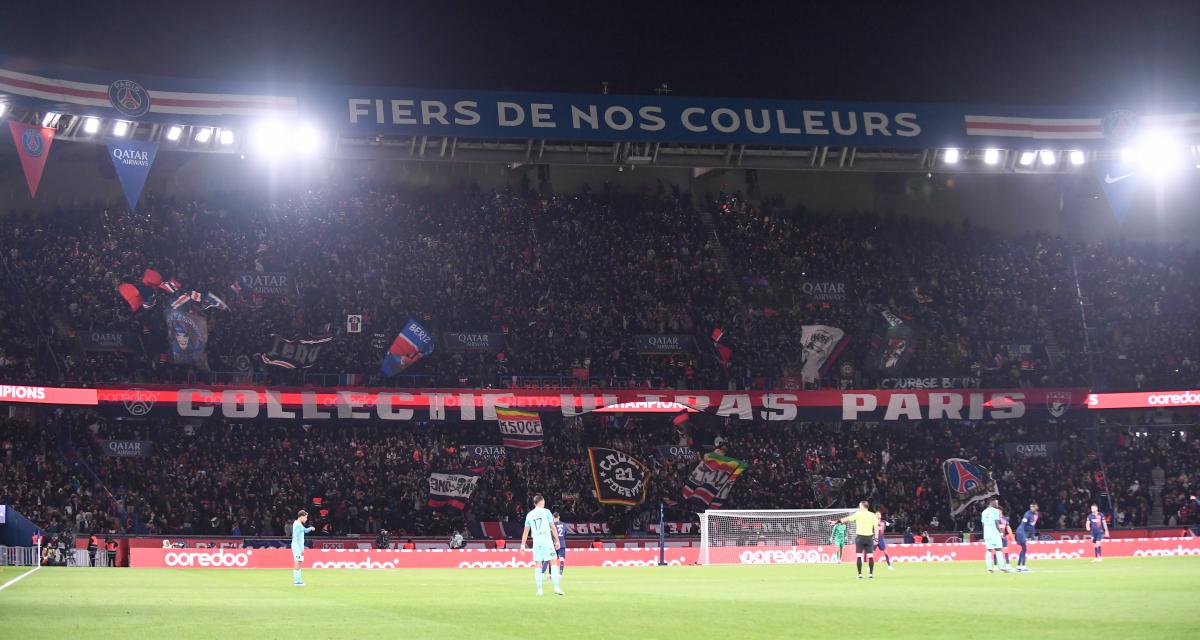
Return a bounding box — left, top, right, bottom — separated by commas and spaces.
587, 448, 650, 505
942, 458, 999, 516
496, 408, 543, 449
9, 122, 55, 198
427, 470, 481, 510
380, 318, 435, 376
682, 452, 748, 509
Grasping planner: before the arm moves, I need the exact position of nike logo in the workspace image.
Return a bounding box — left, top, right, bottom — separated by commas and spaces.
1104, 172, 1135, 184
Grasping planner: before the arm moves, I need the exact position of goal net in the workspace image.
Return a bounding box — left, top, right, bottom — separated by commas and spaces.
698, 509, 859, 565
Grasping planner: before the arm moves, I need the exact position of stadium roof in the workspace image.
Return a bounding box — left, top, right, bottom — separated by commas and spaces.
1, 56, 1197, 174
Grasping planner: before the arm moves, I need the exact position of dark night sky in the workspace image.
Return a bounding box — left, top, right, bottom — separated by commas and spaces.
2, 0, 1199, 107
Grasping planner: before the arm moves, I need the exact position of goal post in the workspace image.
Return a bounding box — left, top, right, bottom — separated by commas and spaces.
698, 509, 859, 565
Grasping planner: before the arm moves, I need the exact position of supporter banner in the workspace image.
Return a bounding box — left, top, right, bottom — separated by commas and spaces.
8, 121, 54, 198
985, 340, 1050, 371
259, 333, 333, 369
459, 444, 507, 462
634, 334, 695, 354
237, 272, 291, 296
165, 308, 208, 370
92, 386, 1089, 422
879, 376, 981, 390
380, 318, 435, 377
427, 471, 480, 510
655, 445, 699, 461
346, 315, 362, 333
496, 408, 543, 449
107, 140, 158, 210
943, 458, 999, 516
809, 475, 847, 508
100, 440, 153, 457
682, 452, 748, 509
799, 281, 848, 303
1003, 442, 1059, 460
443, 332, 505, 352
1087, 389, 1200, 409
79, 331, 139, 352
867, 307, 916, 375
370, 333, 389, 350
800, 325, 846, 383
587, 448, 650, 506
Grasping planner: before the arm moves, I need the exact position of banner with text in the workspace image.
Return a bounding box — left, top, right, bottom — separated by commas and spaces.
93, 386, 1088, 423
682, 452, 748, 509
655, 445, 700, 461
443, 332, 505, 352
237, 273, 292, 296
459, 444, 507, 462
260, 333, 333, 369
107, 140, 158, 210
634, 334, 696, 355
799, 281, 849, 303
100, 440, 154, 457
79, 331, 139, 352
427, 471, 480, 510
587, 448, 650, 506
800, 325, 847, 383
496, 408, 543, 449
879, 376, 981, 390
1002, 442, 1060, 460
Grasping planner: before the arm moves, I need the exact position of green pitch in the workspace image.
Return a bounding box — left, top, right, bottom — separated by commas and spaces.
2, 558, 1198, 639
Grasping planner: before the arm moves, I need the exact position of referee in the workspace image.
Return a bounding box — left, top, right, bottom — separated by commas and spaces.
836, 501, 880, 579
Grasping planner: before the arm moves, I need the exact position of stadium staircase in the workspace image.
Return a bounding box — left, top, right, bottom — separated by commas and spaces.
1149, 479, 1166, 526
1043, 332, 1064, 368
696, 208, 744, 299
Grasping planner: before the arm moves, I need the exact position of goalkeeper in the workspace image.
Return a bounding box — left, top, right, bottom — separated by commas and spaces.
830, 521, 848, 562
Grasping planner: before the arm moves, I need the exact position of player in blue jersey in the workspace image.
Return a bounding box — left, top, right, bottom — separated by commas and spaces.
1086, 504, 1109, 563
873, 510, 894, 570
521, 494, 563, 596
553, 512, 567, 576
998, 509, 1015, 570
291, 509, 315, 586
1014, 501, 1038, 573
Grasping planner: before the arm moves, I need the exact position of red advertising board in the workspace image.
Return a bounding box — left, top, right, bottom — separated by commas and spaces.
1087, 390, 1200, 409
132, 536, 1200, 569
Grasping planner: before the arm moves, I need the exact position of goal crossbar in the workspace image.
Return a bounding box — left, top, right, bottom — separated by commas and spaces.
699, 508, 859, 565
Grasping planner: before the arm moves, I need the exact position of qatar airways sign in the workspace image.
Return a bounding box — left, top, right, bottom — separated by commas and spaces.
95, 387, 1085, 422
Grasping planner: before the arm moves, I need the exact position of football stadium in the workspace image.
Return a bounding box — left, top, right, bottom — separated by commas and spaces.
1, 4, 1199, 639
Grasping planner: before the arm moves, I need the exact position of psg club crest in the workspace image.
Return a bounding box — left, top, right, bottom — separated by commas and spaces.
1101, 110, 1137, 141
122, 389, 156, 417
21, 128, 44, 156
108, 79, 151, 117
1046, 391, 1072, 418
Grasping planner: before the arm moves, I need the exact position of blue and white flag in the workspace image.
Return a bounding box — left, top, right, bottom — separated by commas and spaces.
380, 318, 435, 376
108, 140, 159, 210
1093, 160, 1139, 224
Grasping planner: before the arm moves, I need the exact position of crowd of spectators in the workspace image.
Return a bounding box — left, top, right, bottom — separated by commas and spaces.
3, 409, 1195, 540
0, 180, 1196, 391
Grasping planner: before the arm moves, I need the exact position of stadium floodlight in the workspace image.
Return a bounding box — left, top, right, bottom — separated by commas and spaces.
250, 119, 288, 157
1068, 150, 1086, 166
165, 125, 183, 142
219, 129, 234, 146
943, 148, 960, 164
1119, 147, 1136, 163
295, 123, 323, 157
42, 112, 60, 127
194, 127, 213, 144
983, 149, 1000, 165
112, 120, 130, 137
1018, 151, 1036, 166
1136, 133, 1185, 178
1039, 149, 1057, 165
83, 117, 101, 135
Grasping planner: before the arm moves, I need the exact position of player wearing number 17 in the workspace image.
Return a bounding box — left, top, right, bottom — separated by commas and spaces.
521, 494, 564, 596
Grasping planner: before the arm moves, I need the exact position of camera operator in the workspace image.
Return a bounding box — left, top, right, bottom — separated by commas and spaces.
374, 529, 391, 550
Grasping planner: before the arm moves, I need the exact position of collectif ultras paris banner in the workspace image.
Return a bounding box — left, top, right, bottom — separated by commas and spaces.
89, 386, 1089, 422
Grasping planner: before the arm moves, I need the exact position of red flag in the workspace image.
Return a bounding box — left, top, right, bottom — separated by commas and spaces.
141, 269, 163, 287
710, 327, 725, 343
118, 283, 143, 313
9, 122, 55, 198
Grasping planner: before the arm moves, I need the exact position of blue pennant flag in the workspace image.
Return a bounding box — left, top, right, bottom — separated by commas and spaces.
108, 140, 159, 210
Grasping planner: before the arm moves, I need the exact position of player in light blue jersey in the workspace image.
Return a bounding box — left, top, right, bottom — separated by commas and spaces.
980, 499, 1009, 573
292, 509, 315, 586
521, 494, 563, 596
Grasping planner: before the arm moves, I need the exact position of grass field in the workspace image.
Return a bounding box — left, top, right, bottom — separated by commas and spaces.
2, 558, 1198, 639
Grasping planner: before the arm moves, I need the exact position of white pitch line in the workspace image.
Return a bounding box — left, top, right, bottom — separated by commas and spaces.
0, 565, 41, 592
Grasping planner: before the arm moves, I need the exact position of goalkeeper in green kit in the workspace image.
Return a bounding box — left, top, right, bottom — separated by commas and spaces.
830, 521, 848, 563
